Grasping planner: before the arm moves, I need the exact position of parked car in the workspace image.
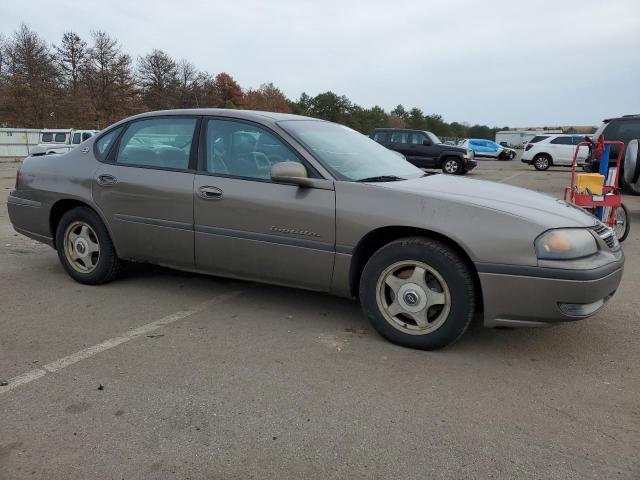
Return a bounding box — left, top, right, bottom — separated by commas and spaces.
8, 109, 624, 350
584, 114, 640, 195
521, 134, 592, 170
370, 128, 476, 175
459, 139, 516, 160
30, 129, 99, 156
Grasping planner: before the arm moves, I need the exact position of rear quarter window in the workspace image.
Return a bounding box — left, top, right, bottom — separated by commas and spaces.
529, 135, 549, 143
550, 136, 573, 145
94, 127, 123, 161
41, 133, 53, 142
54, 133, 67, 142
372, 131, 388, 143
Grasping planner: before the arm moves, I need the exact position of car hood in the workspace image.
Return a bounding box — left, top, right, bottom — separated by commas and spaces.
373, 174, 597, 228
436, 143, 467, 153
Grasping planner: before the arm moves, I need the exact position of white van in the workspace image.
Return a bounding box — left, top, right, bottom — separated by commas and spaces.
31, 129, 100, 156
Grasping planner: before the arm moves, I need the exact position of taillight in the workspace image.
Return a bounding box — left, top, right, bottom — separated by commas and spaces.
525, 144, 533, 151
15, 167, 21, 190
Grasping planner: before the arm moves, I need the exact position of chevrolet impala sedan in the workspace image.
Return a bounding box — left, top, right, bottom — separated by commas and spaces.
8, 109, 624, 350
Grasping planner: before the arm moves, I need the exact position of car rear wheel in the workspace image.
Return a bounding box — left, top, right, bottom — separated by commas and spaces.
533, 154, 551, 171
442, 158, 462, 175
55, 207, 121, 285
359, 237, 475, 350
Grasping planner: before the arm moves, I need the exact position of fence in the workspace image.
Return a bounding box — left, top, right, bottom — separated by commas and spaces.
0, 128, 41, 158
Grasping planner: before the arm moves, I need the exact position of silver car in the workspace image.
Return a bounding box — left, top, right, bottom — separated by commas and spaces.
7, 109, 624, 350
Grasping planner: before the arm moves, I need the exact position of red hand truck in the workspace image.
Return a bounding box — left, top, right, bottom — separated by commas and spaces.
563, 140, 630, 241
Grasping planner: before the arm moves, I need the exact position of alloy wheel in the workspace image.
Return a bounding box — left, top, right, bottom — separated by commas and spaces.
375, 260, 451, 335
535, 157, 549, 169
64, 221, 100, 273
444, 159, 459, 174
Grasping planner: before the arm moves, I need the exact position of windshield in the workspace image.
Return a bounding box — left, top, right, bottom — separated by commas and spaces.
426, 132, 442, 144
279, 120, 423, 181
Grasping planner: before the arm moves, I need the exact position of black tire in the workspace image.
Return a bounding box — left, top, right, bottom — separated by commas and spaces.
359, 237, 475, 350
442, 157, 462, 175
533, 154, 552, 171
55, 207, 121, 285
613, 204, 631, 242
620, 174, 640, 196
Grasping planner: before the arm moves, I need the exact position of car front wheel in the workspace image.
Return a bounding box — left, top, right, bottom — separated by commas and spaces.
442, 158, 462, 175
359, 237, 475, 350
55, 207, 121, 285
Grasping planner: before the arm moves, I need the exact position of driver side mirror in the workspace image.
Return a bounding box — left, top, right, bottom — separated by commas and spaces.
270, 161, 313, 187
422, 139, 431, 146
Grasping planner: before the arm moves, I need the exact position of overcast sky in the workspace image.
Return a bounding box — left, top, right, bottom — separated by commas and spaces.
2, 0, 639, 127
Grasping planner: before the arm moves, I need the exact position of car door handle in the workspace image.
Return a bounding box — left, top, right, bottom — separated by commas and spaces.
198, 186, 223, 200
97, 174, 118, 186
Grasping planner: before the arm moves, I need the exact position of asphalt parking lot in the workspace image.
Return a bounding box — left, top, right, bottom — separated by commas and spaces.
1, 156, 639, 479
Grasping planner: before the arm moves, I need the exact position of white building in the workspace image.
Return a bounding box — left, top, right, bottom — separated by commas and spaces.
0, 128, 41, 158
495, 129, 563, 147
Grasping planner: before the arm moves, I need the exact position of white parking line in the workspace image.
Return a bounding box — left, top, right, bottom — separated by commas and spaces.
0, 291, 241, 396
499, 172, 524, 183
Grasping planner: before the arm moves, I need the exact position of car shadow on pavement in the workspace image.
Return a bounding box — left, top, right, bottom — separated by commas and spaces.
112, 262, 584, 358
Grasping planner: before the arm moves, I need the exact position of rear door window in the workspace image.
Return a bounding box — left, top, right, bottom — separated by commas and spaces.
54, 133, 67, 143
72, 133, 82, 144
390, 131, 409, 144
116, 118, 197, 170
41, 133, 53, 142
410, 132, 427, 144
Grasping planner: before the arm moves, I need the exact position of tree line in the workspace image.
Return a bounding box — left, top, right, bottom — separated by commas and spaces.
0, 23, 505, 138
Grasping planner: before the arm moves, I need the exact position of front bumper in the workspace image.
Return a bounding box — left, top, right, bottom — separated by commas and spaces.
464, 158, 477, 170
477, 256, 624, 328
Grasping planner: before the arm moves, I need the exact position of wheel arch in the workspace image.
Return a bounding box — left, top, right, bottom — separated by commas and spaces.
49, 198, 117, 253
348, 226, 483, 311
534, 152, 553, 165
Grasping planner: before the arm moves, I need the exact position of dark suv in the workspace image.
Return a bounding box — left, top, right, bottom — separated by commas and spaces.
585, 114, 640, 195
371, 128, 476, 175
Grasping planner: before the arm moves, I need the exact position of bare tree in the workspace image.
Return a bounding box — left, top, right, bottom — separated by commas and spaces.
83, 31, 138, 126
136, 49, 178, 110
1, 23, 58, 127
0, 33, 6, 80
176, 59, 198, 107
54, 31, 87, 92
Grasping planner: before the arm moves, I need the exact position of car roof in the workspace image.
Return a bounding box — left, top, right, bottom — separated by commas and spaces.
120, 109, 312, 125
372, 128, 429, 133
603, 114, 640, 122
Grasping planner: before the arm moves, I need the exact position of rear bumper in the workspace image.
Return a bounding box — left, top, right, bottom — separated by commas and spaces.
477, 258, 624, 328
7, 191, 54, 247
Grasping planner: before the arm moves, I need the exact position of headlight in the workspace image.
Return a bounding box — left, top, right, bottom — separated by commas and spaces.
535, 229, 598, 260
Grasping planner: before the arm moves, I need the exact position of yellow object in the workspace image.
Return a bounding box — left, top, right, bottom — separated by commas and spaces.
576, 173, 605, 195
